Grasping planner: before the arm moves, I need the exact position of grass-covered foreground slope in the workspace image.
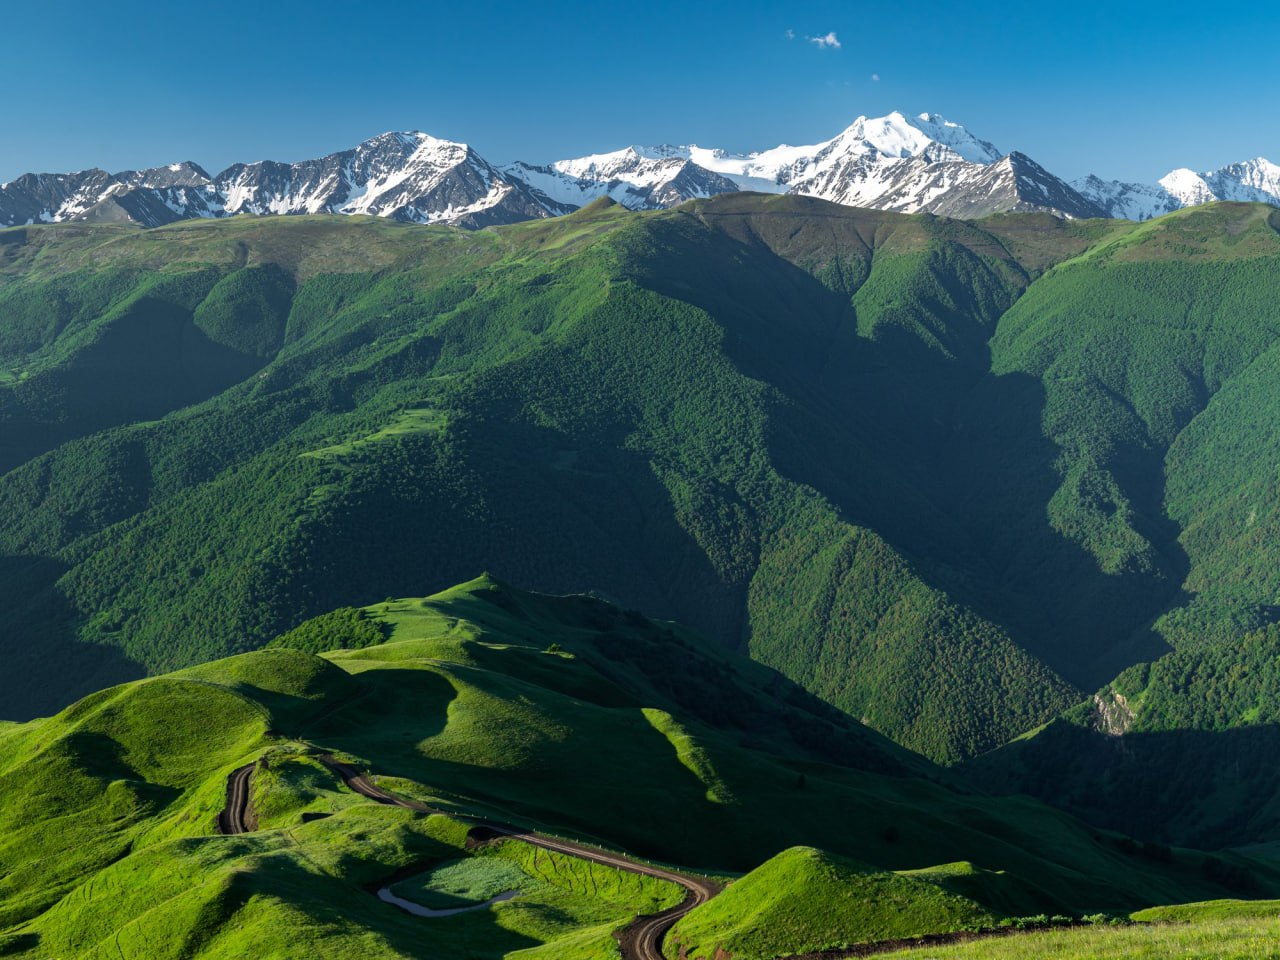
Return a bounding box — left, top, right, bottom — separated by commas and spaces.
669, 846, 998, 960
3, 576, 1277, 960
5, 198, 1280, 780
872, 898, 1280, 960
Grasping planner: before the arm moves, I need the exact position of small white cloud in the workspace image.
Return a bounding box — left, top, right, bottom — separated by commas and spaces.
784, 28, 795, 40
871, 72, 880, 82
808, 31, 841, 49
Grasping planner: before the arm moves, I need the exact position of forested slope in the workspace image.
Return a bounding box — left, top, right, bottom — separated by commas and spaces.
4, 198, 1280, 783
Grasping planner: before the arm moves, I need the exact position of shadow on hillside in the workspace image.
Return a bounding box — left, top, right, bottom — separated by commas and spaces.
0, 555, 144, 721
967, 719, 1280, 853
206, 856, 545, 960
313, 723, 819, 873
633, 217, 1190, 690
55, 730, 182, 808
282, 414, 746, 654
304, 667, 456, 744
0, 292, 277, 475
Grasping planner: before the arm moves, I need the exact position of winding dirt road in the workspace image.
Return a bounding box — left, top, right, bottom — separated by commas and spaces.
216, 763, 257, 835
218, 758, 1092, 960
312, 756, 719, 960
484, 826, 718, 960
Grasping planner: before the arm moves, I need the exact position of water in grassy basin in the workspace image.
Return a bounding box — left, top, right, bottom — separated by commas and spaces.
383, 857, 530, 916
378, 887, 520, 917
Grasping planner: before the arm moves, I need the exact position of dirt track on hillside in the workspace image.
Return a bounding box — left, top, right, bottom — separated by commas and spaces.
215, 763, 257, 835
216, 757, 1104, 960
312, 756, 719, 960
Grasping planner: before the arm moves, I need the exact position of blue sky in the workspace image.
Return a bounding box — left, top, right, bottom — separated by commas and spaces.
3, 0, 1278, 185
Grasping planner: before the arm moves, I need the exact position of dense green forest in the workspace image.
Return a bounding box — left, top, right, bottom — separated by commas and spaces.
966, 621, 1280, 849
3, 200, 1280, 789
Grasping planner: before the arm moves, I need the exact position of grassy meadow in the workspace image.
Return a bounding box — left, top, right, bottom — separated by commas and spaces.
3, 576, 1280, 959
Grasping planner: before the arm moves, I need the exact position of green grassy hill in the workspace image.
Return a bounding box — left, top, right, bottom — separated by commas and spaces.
873, 897, 1280, 960
4, 199, 1280, 795
669, 846, 1000, 959
2, 576, 1277, 960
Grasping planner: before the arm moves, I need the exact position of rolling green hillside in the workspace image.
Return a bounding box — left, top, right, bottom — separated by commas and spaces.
2, 576, 1275, 960
874, 897, 1280, 960
669, 846, 1000, 959
4, 199, 1280, 788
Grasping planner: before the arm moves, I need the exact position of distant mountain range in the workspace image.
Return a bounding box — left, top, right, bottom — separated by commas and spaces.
2, 112, 1276, 228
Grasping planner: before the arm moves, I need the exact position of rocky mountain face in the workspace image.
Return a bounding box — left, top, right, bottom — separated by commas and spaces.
919, 152, 1107, 219
2, 115, 1276, 229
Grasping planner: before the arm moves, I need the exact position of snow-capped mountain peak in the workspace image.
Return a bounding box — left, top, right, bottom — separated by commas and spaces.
1203, 157, 1280, 203
1079, 155, 1280, 220
2, 115, 1276, 230
199, 131, 568, 226
117, 162, 213, 189
614, 111, 1025, 216
506, 143, 745, 213
0, 131, 568, 230
903, 112, 1003, 164
1158, 168, 1217, 207
534, 111, 1011, 213
832, 111, 950, 160
551, 145, 680, 181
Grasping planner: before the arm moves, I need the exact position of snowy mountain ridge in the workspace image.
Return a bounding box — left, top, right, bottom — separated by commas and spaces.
1073, 157, 1280, 220
494, 111, 1090, 221
0, 132, 567, 230
1, 114, 1276, 230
